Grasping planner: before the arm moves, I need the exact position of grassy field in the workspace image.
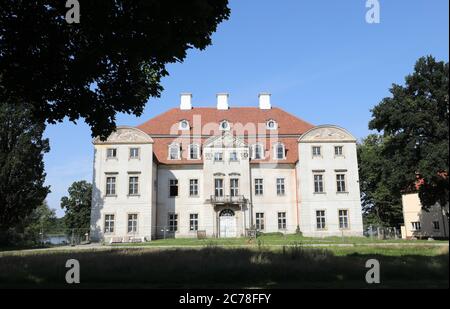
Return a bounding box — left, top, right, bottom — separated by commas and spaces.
0, 241, 448, 288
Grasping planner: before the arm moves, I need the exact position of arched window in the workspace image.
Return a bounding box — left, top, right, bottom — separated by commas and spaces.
179, 119, 190, 130
168, 143, 180, 160
274, 143, 285, 160
252, 144, 264, 160
219, 120, 230, 131
266, 119, 277, 130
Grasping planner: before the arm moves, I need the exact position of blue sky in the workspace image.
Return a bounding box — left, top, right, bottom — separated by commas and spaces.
44, 0, 449, 217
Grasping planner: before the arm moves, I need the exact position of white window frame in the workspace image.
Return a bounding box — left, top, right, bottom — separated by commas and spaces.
189, 179, 199, 197
128, 176, 139, 195
219, 120, 230, 131
106, 148, 117, 159
188, 144, 200, 160
274, 143, 286, 160
255, 212, 265, 230
129, 147, 140, 159
334, 145, 344, 157
276, 178, 285, 195
179, 119, 190, 130
168, 213, 178, 232
105, 176, 116, 196
312, 146, 321, 157
266, 119, 278, 130
338, 209, 349, 229
316, 210, 326, 230
169, 179, 179, 197
214, 178, 224, 197
214, 152, 223, 162
313, 174, 324, 193
189, 213, 199, 231
336, 174, 347, 193
278, 212, 287, 230
168, 143, 181, 160
229, 151, 238, 162
254, 178, 264, 196
104, 214, 115, 234
252, 143, 264, 160
230, 178, 239, 197
127, 213, 138, 234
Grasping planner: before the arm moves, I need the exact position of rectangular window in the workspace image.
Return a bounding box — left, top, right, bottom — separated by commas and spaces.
338, 209, 349, 229
127, 214, 138, 233
433, 221, 440, 230
278, 212, 287, 230
169, 145, 179, 160
214, 152, 223, 161
229, 151, 238, 161
214, 178, 224, 197
254, 178, 264, 195
312, 146, 321, 156
169, 179, 178, 197
316, 210, 326, 230
129, 147, 139, 159
275, 144, 285, 159
189, 145, 199, 160
190, 214, 199, 231
336, 174, 346, 192
276, 178, 285, 195
334, 146, 343, 156
106, 176, 116, 195
106, 148, 117, 158
411, 221, 421, 230
230, 178, 239, 197
104, 214, 115, 233
313, 174, 324, 193
189, 179, 199, 196
255, 213, 265, 230
254, 145, 263, 159
168, 213, 178, 232
128, 176, 139, 195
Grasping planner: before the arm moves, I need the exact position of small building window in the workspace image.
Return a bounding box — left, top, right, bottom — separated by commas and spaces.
106, 148, 117, 159
336, 174, 347, 192
433, 221, 440, 230
106, 176, 116, 196
230, 178, 239, 197
274, 143, 285, 160
339, 210, 349, 229
276, 178, 285, 195
229, 151, 238, 161
278, 212, 287, 230
129, 147, 140, 159
214, 152, 223, 162
168, 144, 180, 160
128, 176, 139, 195
252, 144, 264, 160
179, 120, 190, 130
189, 144, 200, 160
190, 214, 199, 231
127, 214, 138, 234
316, 210, 326, 230
169, 179, 178, 197
214, 178, 224, 197
104, 214, 115, 233
254, 178, 264, 195
266, 119, 277, 130
334, 146, 343, 156
168, 213, 178, 232
189, 179, 199, 196
313, 174, 324, 193
219, 120, 230, 131
312, 146, 321, 156
411, 221, 421, 230
255, 213, 265, 230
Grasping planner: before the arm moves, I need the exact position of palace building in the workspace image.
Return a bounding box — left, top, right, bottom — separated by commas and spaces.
90, 93, 364, 242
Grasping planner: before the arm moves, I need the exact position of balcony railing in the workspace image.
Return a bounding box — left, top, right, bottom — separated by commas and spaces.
210, 195, 246, 204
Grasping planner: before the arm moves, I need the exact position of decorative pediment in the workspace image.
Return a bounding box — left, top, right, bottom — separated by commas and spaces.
93, 126, 153, 145
299, 125, 356, 143
204, 132, 247, 148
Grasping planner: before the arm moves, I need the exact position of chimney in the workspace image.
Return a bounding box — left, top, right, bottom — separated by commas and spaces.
216, 93, 229, 110
258, 93, 271, 109
180, 93, 192, 110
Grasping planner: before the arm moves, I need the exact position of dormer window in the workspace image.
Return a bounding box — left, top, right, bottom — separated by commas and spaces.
168, 143, 180, 160
252, 144, 264, 160
266, 119, 277, 130
274, 143, 286, 160
189, 144, 200, 160
219, 120, 230, 131
179, 120, 190, 130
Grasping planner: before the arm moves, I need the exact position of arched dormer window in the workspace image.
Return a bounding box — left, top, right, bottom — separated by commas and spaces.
274, 143, 286, 160
266, 119, 278, 130
188, 144, 200, 160
179, 119, 190, 130
168, 143, 181, 160
219, 120, 230, 131
251, 144, 264, 160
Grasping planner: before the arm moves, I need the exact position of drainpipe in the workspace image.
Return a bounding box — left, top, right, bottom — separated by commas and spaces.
248, 162, 254, 229
294, 164, 300, 231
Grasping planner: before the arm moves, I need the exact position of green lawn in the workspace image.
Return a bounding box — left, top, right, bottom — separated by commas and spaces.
0, 242, 448, 288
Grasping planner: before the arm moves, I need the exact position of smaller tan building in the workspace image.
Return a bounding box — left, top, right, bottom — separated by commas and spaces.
401, 193, 449, 239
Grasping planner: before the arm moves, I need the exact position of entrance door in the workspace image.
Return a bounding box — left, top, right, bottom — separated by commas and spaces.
219, 209, 237, 238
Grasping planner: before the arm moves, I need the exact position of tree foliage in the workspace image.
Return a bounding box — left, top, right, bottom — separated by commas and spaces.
369, 56, 449, 210
0, 102, 50, 233
60, 180, 92, 230
0, 0, 231, 139
357, 135, 403, 227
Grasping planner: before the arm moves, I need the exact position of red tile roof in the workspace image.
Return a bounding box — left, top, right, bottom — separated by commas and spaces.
137, 107, 314, 164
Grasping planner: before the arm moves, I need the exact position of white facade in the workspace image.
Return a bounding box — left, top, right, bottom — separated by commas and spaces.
90, 100, 364, 242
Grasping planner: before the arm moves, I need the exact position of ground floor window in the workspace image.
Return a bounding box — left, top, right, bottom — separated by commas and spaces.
104, 214, 115, 233
278, 212, 286, 229
338, 209, 349, 229
168, 213, 178, 232
316, 210, 326, 230
127, 214, 138, 233
190, 214, 199, 231
411, 221, 421, 230
255, 212, 265, 230
433, 221, 440, 230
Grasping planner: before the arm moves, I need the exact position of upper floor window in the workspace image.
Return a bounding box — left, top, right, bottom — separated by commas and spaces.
214, 178, 224, 197
129, 147, 139, 159
189, 179, 199, 196
229, 151, 238, 161
219, 120, 230, 131
336, 174, 347, 192
128, 176, 139, 195
168, 143, 180, 160
334, 146, 343, 156
312, 146, 321, 157
214, 152, 223, 162
254, 178, 264, 195
274, 143, 285, 160
266, 119, 278, 130
313, 174, 324, 193
230, 178, 239, 197
169, 179, 178, 197
179, 119, 190, 130
105, 176, 116, 196
106, 148, 117, 159
189, 144, 200, 160
276, 178, 285, 195
252, 144, 264, 160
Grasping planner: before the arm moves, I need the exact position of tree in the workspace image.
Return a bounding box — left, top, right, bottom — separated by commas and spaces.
61, 181, 92, 232
357, 135, 403, 227
369, 56, 449, 210
0, 0, 231, 139
22, 201, 59, 244
0, 102, 50, 236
